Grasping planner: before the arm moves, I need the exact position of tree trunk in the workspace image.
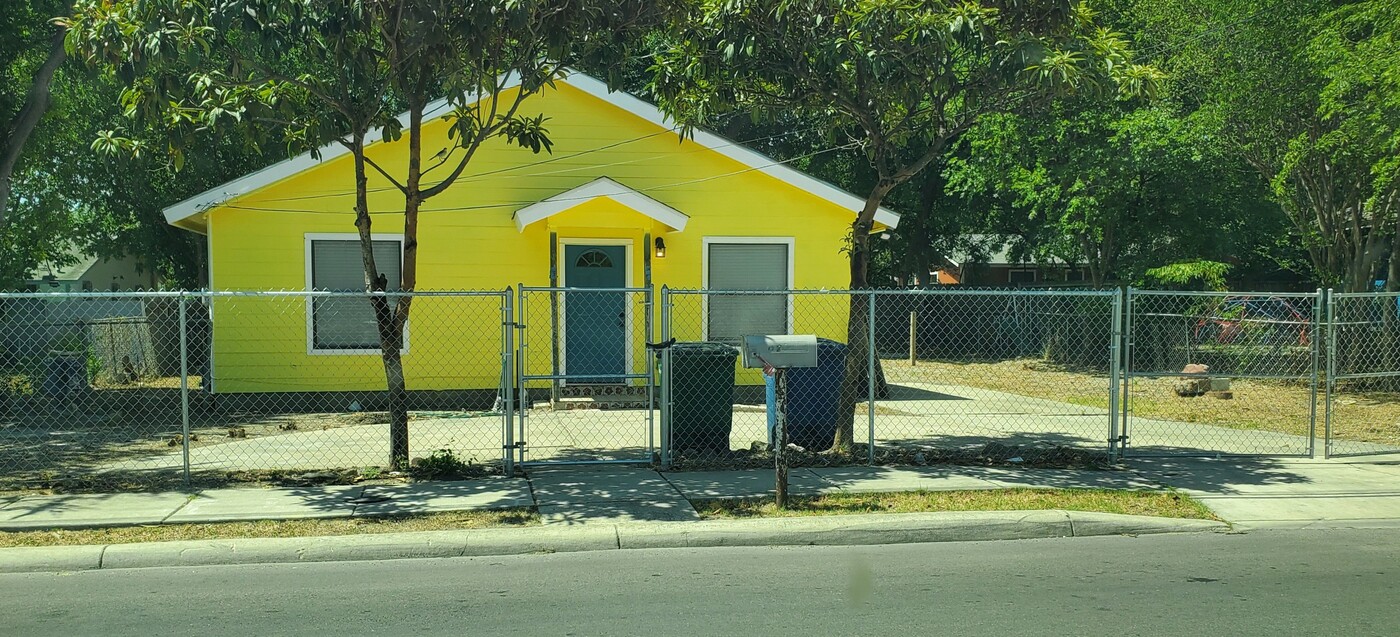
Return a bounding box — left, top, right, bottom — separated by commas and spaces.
383, 101, 426, 467
347, 133, 409, 467
0, 22, 68, 226
832, 187, 889, 451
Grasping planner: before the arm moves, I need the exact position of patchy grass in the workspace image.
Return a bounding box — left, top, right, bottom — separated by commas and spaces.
0, 405, 505, 494
882, 358, 1400, 447
695, 488, 1217, 521
0, 508, 538, 548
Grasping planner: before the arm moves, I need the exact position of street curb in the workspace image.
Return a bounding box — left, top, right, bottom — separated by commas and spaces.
0, 511, 1227, 574
1225, 518, 1400, 531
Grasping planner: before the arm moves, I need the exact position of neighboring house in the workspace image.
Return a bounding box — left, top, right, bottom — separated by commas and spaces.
25, 250, 156, 292
934, 235, 1083, 286
5, 251, 158, 367
161, 72, 900, 394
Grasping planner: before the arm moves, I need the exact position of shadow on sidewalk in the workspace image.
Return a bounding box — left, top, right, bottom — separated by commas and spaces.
1121, 456, 1318, 494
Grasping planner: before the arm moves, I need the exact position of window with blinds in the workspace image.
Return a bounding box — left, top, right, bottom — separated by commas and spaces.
706, 242, 790, 344
309, 239, 402, 350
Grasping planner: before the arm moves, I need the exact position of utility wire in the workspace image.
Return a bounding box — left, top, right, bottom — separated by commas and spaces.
222, 140, 858, 215
229, 121, 821, 205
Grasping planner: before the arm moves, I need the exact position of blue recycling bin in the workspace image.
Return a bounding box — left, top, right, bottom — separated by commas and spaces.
764, 338, 847, 452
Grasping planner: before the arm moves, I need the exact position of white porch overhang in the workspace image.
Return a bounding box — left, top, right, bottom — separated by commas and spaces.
513, 176, 689, 233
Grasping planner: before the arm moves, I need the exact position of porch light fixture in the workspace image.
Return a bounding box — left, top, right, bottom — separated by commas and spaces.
654, 237, 667, 258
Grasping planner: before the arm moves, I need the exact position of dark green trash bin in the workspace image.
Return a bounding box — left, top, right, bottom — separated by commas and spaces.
668, 342, 739, 453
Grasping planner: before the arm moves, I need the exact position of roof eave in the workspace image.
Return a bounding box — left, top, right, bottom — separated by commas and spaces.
162, 70, 901, 231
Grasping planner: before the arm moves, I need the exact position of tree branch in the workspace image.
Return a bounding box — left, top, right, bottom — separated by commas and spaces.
362, 154, 408, 194
0, 20, 69, 226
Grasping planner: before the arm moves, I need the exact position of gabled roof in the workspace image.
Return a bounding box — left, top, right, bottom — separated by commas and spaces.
514, 177, 688, 232
28, 251, 101, 282
162, 71, 900, 233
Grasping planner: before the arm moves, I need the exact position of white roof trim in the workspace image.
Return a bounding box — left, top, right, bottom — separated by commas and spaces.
562, 73, 899, 230
163, 70, 899, 232
514, 177, 689, 232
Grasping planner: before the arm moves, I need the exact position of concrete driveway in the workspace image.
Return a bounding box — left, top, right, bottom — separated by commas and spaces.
100, 381, 1397, 474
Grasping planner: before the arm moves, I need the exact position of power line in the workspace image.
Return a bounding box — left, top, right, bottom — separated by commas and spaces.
239, 121, 821, 205
221, 140, 858, 215
251, 127, 675, 204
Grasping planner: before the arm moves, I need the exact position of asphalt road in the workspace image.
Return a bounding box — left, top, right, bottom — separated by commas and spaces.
3, 529, 1398, 636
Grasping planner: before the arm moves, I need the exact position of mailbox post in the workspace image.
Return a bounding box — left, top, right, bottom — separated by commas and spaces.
742, 335, 818, 509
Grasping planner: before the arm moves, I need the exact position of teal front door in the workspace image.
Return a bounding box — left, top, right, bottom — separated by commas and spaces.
564, 244, 628, 382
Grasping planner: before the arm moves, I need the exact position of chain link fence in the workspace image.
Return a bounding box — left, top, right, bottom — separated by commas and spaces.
0, 291, 511, 492
513, 287, 656, 467
1124, 290, 1321, 457
1327, 292, 1400, 457
9, 286, 1399, 493
659, 288, 1120, 471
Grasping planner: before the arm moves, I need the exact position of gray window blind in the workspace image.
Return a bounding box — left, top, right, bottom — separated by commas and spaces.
311, 239, 401, 350
706, 243, 789, 344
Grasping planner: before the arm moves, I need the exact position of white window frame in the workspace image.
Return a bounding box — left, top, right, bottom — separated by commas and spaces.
1008, 268, 1037, 284
304, 232, 409, 356
701, 236, 795, 342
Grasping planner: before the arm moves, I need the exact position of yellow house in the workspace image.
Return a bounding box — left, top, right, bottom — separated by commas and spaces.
162, 72, 900, 395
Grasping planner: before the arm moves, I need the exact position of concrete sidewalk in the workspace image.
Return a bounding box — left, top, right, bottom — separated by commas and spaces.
0, 510, 1229, 574
0, 465, 1155, 531
1128, 456, 1400, 529
4, 458, 1400, 531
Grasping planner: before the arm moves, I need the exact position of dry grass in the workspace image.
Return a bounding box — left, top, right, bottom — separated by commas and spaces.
696, 488, 1217, 521
882, 358, 1400, 446
0, 508, 538, 548
91, 375, 203, 390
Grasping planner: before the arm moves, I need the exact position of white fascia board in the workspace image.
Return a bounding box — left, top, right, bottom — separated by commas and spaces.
561, 73, 900, 230
165, 70, 899, 232
161, 79, 518, 228
514, 176, 689, 232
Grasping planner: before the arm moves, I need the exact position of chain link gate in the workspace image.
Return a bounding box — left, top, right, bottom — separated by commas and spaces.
659, 287, 1120, 470
1121, 289, 1322, 457
1325, 291, 1400, 458
513, 286, 656, 467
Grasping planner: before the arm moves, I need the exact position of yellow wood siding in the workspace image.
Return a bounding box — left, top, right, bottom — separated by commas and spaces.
207, 82, 853, 392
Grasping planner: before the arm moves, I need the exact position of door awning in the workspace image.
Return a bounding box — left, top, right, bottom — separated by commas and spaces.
513, 177, 689, 233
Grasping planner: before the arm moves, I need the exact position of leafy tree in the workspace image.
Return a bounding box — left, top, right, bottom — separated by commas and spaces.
2, 1, 262, 289
946, 96, 1283, 286
651, 0, 1158, 448
68, 0, 665, 467
1305, 0, 1399, 289
0, 0, 71, 228
1144, 0, 1399, 291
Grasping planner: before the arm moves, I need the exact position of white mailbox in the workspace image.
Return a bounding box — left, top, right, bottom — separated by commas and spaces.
741, 334, 819, 369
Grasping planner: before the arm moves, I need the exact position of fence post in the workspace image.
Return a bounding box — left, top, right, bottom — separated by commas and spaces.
645, 285, 655, 465
659, 286, 672, 470
1108, 288, 1123, 462
908, 309, 917, 366
178, 292, 191, 488
1323, 288, 1336, 458
867, 291, 877, 465
502, 289, 515, 477
1120, 287, 1135, 455
1308, 288, 1323, 458
516, 284, 528, 466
